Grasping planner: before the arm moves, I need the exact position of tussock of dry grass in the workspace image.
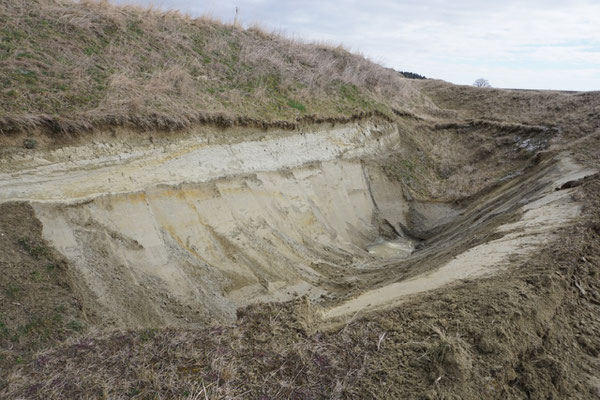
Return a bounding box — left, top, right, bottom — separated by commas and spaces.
0, 0, 426, 134
4, 192, 600, 399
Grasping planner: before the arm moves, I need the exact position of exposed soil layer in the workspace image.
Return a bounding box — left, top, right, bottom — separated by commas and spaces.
2, 116, 591, 332
3, 172, 600, 399
0, 78, 598, 398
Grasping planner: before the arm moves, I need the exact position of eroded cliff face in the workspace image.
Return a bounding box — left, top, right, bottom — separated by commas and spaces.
31, 160, 412, 326
1, 121, 414, 326
0, 122, 400, 202
0, 119, 594, 329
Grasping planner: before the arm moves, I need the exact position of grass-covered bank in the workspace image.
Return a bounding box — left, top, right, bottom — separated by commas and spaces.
0, 0, 428, 134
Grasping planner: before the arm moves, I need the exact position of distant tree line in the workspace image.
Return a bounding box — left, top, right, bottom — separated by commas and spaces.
398, 71, 427, 80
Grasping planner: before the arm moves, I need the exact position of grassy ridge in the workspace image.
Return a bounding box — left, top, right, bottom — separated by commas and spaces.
0, 0, 423, 134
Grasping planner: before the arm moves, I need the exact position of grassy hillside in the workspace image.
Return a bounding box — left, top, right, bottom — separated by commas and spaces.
0, 0, 426, 134
416, 80, 600, 138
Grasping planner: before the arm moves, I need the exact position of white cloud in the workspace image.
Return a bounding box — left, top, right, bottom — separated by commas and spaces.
112, 0, 600, 91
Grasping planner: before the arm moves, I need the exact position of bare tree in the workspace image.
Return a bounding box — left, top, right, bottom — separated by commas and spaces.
473, 78, 491, 88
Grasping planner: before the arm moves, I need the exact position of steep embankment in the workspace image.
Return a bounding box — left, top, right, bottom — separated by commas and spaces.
0, 202, 86, 374
11, 121, 409, 326
2, 0, 600, 399
0, 0, 429, 135
4, 112, 593, 331
3, 166, 600, 399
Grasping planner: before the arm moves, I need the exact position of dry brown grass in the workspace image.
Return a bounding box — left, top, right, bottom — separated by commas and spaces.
416, 80, 600, 140
0, 203, 88, 385
376, 80, 600, 202
4, 183, 600, 399
0, 0, 427, 135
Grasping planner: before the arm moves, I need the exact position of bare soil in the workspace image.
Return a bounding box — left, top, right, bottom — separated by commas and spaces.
0, 21, 598, 396
2, 171, 600, 399
0, 127, 598, 399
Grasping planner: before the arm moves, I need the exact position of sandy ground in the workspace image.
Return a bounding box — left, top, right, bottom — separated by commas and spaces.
1, 83, 598, 398
0, 122, 399, 203
0, 116, 594, 333
324, 158, 596, 319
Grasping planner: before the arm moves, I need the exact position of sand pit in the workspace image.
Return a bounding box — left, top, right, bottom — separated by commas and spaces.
0, 120, 594, 328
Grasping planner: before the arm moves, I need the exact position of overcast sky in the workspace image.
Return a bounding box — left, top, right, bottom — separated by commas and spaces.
112, 0, 600, 91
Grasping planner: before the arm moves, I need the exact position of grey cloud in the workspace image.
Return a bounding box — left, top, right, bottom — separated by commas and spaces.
112, 0, 600, 90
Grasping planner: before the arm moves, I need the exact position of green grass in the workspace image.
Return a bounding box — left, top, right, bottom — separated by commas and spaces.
17, 237, 49, 259
67, 320, 84, 332
287, 99, 306, 112
0, 320, 9, 338
4, 284, 21, 299
30, 271, 43, 282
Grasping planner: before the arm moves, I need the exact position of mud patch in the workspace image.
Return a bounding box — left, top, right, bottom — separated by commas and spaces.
367, 237, 415, 258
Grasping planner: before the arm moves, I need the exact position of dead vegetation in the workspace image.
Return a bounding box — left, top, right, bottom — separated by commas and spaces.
0, 0, 426, 135
417, 80, 600, 140
2, 0, 600, 398
0, 203, 88, 383
377, 117, 548, 202
3, 173, 600, 399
